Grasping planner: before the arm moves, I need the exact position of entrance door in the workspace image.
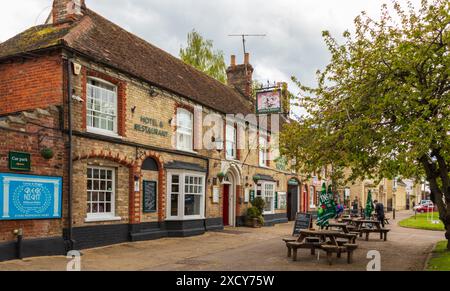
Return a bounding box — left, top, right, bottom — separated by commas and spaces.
287, 185, 299, 221
223, 185, 230, 226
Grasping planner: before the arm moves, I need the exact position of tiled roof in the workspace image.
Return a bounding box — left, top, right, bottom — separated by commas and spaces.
0, 9, 254, 115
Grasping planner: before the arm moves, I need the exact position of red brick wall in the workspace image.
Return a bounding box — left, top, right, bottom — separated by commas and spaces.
0, 54, 64, 116
0, 108, 67, 242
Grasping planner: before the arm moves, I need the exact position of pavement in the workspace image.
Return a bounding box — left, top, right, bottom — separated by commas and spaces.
0, 210, 444, 271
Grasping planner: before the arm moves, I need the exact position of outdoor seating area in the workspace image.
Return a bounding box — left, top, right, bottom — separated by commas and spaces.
282, 184, 391, 266
282, 216, 391, 265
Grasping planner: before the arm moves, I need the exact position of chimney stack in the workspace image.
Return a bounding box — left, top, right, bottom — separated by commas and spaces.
226, 53, 254, 101
50, 0, 86, 24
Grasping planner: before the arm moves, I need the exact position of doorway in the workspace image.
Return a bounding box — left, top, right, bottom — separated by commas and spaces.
223, 184, 230, 226
287, 185, 299, 221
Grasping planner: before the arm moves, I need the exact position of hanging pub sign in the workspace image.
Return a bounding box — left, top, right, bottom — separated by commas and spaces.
9, 151, 31, 171
0, 173, 62, 220
142, 180, 157, 213
256, 89, 282, 114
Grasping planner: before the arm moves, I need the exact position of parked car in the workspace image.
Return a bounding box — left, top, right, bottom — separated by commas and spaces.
415, 203, 436, 213
413, 200, 433, 211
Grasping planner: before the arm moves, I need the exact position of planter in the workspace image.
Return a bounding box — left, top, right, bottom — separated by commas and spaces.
40, 148, 54, 160
245, 217, 262, 228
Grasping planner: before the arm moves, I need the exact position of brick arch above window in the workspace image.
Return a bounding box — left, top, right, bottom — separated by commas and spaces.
81, 68, 127, 137
73, 149, 135, 169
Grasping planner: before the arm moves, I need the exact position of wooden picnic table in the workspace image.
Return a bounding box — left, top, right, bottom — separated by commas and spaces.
283, 229, 358, 265
325, 222, 357, 234
351, 219, 390, 241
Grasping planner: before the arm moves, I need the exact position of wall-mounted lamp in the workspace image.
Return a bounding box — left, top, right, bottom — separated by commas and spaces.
134, 175, 140, 192
131, 106, 137, 113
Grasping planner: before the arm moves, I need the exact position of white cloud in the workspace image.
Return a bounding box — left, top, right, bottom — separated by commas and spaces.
1, 0, 422, 96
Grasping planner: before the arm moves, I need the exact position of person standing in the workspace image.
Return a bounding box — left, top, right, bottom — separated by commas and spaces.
374, 200, 385, 228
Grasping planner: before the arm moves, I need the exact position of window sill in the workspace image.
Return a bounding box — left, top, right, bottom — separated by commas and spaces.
176, 148, 198, 155
85, 216, 122, 223
165, 216, 205, 221
87, 127, 122, 139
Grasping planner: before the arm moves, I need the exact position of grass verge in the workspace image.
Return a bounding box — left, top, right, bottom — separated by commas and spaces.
399, 212, 445, 231
427, 241, 450, 271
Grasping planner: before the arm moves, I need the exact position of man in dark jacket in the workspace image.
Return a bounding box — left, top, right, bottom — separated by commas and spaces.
374, 200, 385, 228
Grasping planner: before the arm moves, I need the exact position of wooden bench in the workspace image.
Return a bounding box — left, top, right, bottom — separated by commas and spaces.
286, 241, 323, 261
282, 237, 298, 257
321, 243, 358, 265
360, 228, 390, 241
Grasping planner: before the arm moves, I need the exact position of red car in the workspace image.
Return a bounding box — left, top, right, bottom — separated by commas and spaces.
415, 203, 436, 213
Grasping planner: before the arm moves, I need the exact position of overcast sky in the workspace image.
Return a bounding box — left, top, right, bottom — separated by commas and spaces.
1, 0, 421, 96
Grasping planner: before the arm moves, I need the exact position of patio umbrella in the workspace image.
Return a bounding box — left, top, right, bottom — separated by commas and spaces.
317, 183, 336, 228
365, 190, 374, 219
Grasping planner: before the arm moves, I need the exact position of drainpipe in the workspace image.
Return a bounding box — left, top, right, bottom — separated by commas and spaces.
64, 54, 74, 250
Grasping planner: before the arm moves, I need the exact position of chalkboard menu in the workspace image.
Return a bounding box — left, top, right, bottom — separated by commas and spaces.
293, 212, 312, 236
143, 181, 157, 213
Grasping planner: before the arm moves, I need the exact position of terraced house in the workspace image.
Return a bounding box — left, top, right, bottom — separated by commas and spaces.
0, 0, 309, 260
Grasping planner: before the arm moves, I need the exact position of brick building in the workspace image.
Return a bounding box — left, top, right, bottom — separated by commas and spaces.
0, 0, 312, 260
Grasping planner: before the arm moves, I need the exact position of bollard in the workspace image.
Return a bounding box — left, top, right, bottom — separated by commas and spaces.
12, 229, 23, 260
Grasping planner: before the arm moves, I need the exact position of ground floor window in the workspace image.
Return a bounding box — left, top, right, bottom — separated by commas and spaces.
87, 166, 115, 220
262, 182, 276, 214
167, 171, 205, 220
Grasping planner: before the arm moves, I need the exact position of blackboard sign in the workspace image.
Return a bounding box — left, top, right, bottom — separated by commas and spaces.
143, 181, 157, 213
293, 212, 313, 236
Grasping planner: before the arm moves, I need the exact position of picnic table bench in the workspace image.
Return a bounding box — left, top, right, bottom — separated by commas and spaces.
353, 219, 391, 241
284, 230, 358, 265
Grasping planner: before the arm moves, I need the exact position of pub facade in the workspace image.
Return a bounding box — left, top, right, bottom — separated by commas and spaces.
0, 0, 314, 260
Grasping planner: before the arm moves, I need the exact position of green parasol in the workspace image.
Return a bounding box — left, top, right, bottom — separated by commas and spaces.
317, 183, 337, 228
365, 190, 374, 218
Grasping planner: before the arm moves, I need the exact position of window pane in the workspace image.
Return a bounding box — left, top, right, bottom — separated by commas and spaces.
171, 194, 179, 216
184, 195, 201, 216
87, 167, 114, 216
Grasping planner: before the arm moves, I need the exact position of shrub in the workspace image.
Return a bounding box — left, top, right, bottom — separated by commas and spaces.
252, 197, 265, 216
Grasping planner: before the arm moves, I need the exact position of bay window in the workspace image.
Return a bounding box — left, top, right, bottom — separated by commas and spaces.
167, 171, 205, 219
226, 124, 237, 160
87, 78, 118, 135
176, 108, 193, 152
256, 182, 276, 214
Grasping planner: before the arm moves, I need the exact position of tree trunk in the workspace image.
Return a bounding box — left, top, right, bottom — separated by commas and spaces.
420, 155, 450, 249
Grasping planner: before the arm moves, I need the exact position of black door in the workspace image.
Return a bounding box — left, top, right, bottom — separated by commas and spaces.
287, 185, 299, 221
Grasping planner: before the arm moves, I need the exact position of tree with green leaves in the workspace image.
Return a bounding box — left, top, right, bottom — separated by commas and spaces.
280, 0, 449, 247
180, 29, 227, 83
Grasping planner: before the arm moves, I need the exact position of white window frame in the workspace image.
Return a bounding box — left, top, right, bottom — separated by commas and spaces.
166, 170, 206, 220
226, 123, 237, 160
86, 77, 119, 137
259, 135, 268, 167
176, 108, 194, 152
85, 166, 121, 222
309, 186, 316, 208
256, 181, 276, 215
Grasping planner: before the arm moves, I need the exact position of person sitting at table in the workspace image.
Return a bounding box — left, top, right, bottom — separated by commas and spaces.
374, 200, 385, 228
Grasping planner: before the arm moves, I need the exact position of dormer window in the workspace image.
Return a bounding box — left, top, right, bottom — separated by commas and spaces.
87, 78, 118, 136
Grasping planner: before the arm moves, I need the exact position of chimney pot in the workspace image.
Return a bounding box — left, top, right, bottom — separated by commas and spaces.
230, 55, 236, 67
244, 53, 250, 65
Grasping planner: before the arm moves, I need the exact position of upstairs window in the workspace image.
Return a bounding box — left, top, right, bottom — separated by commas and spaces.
259, 136, 268, 167
226, 124, 237, 160
176, 108, 193, 152
87, 78, 118, 135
